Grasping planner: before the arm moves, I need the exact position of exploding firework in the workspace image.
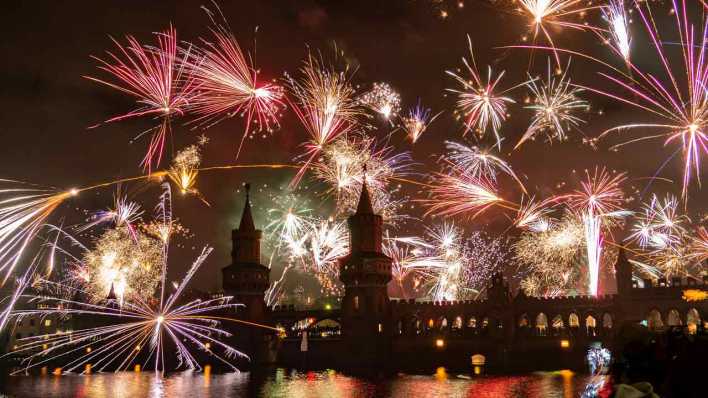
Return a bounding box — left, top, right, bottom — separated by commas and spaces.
515, 214, 585, 296
186, 25, 285, 156
628, 194, 686, 250
166, 145, 210, 206
358, 82, 401, 120
515, 0, 599, 65
516, 62, 589, 149
285, 53, 361, 186
401, 101, 441, 143
86, 26, 197, 171
447, 36, 517, 148
311, 135, 413, 223
444, 141, 527, 191
81, 226, 164, 305
81, 195, 144, 235
567, 168, 627, 296
422, 171, 505, 219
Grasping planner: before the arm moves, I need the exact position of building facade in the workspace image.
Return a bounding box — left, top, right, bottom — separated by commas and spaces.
224, 183, 708, 371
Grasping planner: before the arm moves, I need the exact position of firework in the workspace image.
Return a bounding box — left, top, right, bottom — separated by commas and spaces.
81, 196, 143, 235
516, 0, 599, 65
311, 135, 413, 223
444, 141, 527, 191
567, 0, 708, 200
81, 226, 164, 305
514, 196, 558, 231
358, 82, 401, 120
401, 101, 441, 143
86, 27, 197, 171
167, 145, 206, 204
422, 172, 504, 218
404, 223, 509, 301
516, 62, 589, 149
0, 182, 76, 284
567, 168, 627, 296
628, 194, 686, 250
446, 36, 516, 148
515, 214, 585, 296
186, 26, 285, 157
689, 227, 708, 264
602, 0, 631, 63
285, 53, 360, 186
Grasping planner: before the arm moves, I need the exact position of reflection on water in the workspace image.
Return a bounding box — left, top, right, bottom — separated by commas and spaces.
0, 368, 601, 398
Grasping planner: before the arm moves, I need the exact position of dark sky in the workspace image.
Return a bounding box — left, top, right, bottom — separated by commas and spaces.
0, 1, 704, 292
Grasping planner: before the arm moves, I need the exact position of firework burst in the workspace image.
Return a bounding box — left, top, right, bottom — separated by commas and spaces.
86, 26, 197, 171
358, 82, 401, 120
401, 101, 441, 143
446, 36, 517, 149
516, 62, 589, 149
186, 26, 285, 157
285, 53, 361, 186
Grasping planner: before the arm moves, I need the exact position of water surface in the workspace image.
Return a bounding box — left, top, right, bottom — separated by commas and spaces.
0, 368, 600, 398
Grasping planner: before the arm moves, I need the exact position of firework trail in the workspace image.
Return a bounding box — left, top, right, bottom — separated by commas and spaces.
516, 0, 708, 200
401, 101, 441, 143
285, 53, 361, 187
0, 182, 76, 284
567, 168, 627, 295
1, 188, 279, 373
186, 23, 285, 157
86, 26, 197, 172
516, 61, 589, 149
447, 35, 518, 149
602, 0, 631, 64
515, 0, 602, 65
444, 141, 527, 192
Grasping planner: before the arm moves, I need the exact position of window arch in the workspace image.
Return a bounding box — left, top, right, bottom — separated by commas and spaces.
552, 315, 564, 329
647, 309, 663, 330
569, 313, 580, 328
481, 317, 489, 329
602, 313, 613, 329
586, 315, 597, 336
535, 313, 548, 336
440, 317, 448, 330
667, 309, 682, 326
687, 308, 701, 334
467, 316, 477, 329
452, 316, 463, 330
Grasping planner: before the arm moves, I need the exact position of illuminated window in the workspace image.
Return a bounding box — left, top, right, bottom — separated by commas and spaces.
518, 314, 529, 327
468, 317, 477, 328
569, 313, 580, 328
602, 313, 613, 329
353, 296, 359, 311
667, 309, 682, 326
535, 313, 548, 336
552, 315, 564, 331
687, 308, 700, 335
44, 319, 52, 327
646, 309, 663, 330
428, 319, 434, 329
452, 316, 463, 330
377, 323, 383, 333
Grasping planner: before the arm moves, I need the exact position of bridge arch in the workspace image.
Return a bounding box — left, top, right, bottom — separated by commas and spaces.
535, 313, 548, 336
687, 308, 701, 334
666, 309, 682, 326
646, 309, 664, 330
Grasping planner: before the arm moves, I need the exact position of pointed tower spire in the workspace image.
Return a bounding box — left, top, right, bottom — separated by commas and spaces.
239, 183, 256, 232
106, 282, 117, 301
356, 164, 374, 215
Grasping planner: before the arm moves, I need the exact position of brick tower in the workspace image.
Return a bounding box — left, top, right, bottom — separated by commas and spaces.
222, 184, 269, 322
339, 177, 392, 364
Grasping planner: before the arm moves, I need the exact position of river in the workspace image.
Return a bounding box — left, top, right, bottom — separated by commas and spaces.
0, 368, 603, 398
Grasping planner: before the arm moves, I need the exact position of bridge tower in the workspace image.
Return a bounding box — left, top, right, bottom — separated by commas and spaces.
222, 184, 270, 322
339, 177, 392, 364
614, 247, 632, 296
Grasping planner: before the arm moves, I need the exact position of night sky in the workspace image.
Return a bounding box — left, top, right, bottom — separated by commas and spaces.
1, 1, 704, 294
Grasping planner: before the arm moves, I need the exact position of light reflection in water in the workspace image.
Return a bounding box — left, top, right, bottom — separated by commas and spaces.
1, 368, 601, 398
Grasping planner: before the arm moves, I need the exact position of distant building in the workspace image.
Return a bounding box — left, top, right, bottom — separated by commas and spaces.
223, 181, 708, 370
